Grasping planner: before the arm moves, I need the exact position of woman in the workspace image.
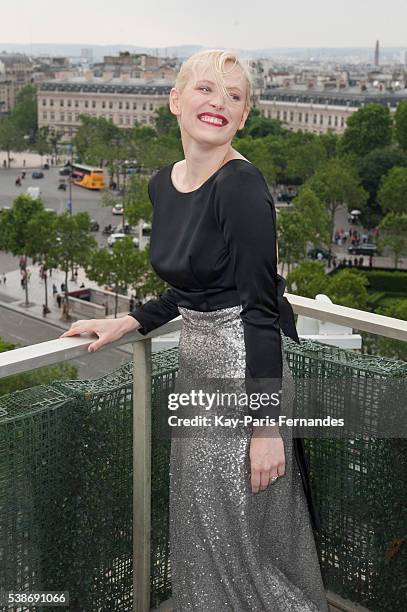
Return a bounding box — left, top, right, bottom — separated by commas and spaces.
60, 49, 328, 611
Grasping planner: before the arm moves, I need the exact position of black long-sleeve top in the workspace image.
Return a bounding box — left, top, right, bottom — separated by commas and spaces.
129, 159, 291, 419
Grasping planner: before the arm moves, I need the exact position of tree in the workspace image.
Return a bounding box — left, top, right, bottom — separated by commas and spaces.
26, 210, 59, 312
34, 126, 52, 164
378, 212, 407, 269
153, 105, 180, 137
318, 132, 339, 159
356, 146, 407, 228
54, 212, 97, 319
123, 173, 152, 228
338, 103, 393, 157
377, 166, 407, 215
394, 100, 407, 151
285, 138, 327, 183
235, 107, 287, 139
85, 239, 145, 317
277, 209, 309, 273
0, 194, 44, 306
325, 269, 369, 310
9, 84, 38, 137
48, 128, 65, 160
293, 186, 330, 246
286, 259, 328, 298
0, 117, 25, 167
307, 158, 368, 241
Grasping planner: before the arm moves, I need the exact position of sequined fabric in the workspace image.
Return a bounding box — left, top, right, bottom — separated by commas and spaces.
169, 305, 329, 611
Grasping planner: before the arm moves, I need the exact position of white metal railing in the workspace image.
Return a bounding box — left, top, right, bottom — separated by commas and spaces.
0, 296, 406, 612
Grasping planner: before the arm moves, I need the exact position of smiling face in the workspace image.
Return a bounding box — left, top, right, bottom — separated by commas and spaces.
169, 60, 250, 148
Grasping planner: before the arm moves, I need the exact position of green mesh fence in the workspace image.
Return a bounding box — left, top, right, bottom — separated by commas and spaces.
0, 340, 406, 612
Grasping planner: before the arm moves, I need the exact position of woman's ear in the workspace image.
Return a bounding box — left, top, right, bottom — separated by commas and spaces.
169, 88, 181, 122
238, 106, 250, 131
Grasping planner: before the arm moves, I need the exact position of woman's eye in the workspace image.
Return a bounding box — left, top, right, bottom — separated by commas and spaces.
199, 86, 210, 92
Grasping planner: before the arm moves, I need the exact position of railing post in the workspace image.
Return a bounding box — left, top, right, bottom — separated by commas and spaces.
132, 337, 152, 612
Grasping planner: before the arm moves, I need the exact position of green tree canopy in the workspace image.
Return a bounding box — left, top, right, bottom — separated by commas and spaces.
0, 194, 45, 306
339, 103, 392, 158
10, 84, 38, 136
306, 158, 368, 240
378, 212, 407, 269
377, 166, 407, 215
394, 100, 407, 151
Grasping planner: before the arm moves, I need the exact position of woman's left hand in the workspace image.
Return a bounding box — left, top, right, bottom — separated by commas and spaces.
249, 429, 285, 494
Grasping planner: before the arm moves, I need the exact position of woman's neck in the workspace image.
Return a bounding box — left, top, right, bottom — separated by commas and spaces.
179, 138, 233, 191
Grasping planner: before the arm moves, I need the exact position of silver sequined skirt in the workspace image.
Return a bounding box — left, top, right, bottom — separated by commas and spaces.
169, 305, 329, 612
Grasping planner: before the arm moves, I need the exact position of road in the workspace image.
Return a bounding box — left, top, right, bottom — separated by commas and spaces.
0, 165, 123, 249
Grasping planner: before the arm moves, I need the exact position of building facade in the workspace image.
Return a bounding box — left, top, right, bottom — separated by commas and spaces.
38, 79, 172, 139
0, 53, 33, 113
257, 87, 407, 134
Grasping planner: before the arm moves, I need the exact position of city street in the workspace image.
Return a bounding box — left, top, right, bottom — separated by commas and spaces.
0, 163, 123, 249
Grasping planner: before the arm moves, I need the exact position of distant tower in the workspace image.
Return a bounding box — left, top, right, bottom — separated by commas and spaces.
374, 40, 380, 66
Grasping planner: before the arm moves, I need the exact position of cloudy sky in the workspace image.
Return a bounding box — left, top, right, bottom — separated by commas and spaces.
2, 0, 407, 48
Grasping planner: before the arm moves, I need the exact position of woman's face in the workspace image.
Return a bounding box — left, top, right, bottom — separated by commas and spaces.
170, 60, 250, 147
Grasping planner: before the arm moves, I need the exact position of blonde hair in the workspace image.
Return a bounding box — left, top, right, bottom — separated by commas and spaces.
174, 49, 253, 111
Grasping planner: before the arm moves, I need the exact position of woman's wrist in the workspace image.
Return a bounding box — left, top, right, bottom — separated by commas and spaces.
119, 314, 142, 335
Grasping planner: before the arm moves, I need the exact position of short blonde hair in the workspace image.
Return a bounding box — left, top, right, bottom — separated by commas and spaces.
174, 49, 252, 110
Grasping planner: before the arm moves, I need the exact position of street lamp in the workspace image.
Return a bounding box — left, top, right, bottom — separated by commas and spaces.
66, 143, 73, 215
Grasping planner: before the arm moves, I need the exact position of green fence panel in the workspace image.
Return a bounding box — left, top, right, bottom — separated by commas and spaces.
0, 340, 405, 611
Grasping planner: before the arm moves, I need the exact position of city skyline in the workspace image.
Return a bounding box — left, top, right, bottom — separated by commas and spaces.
2, 0, 407, 49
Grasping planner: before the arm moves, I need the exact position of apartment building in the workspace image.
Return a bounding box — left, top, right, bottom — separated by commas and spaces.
38, 79, 172, 139
257, 86, 407, 134
0, 53, 33, 113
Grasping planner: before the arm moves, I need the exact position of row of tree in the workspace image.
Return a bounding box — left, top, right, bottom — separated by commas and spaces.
0, 194, 166, 318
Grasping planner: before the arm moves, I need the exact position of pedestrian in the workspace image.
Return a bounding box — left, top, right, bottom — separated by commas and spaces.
60, 282, 66, 293
23, 159, 26, 168
332, 257, 337, 268
129, 296, 135, 311
56, 294, 62, 309
42, 304, 47, 318
52, 283, 58, 297
369, 255, 373, 268
359, 257, 364, 266
80, 282, 85, 288
354, 257, 358, 266
1, 273, 5, 285
74, 270, 78, 283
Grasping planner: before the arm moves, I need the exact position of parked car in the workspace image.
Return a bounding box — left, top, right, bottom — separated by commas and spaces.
347, 243, 377, 256
90, 219, 100, 232
32, 171, 44, 179
307, 246, 331, 260
107, 233, 139, 247
112, 203, 124, 215
59, 167, 71, 176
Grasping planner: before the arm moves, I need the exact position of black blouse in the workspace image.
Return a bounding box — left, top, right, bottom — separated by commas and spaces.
129, 159, 293, 419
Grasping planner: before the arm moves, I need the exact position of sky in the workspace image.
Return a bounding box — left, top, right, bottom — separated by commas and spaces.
2, 0, 407, 49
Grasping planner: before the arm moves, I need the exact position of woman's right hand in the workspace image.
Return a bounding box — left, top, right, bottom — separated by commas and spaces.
59, 315, 140, 353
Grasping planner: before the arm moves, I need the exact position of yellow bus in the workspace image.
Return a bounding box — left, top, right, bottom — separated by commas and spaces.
71, 163, 105, 190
